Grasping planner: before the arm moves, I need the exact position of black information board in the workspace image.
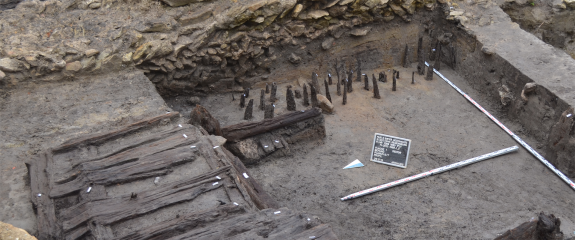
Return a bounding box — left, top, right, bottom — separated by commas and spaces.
370, 133, 412, 168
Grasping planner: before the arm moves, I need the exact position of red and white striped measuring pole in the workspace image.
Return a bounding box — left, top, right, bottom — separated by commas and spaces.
341, 146, 519, 201
425, 62, 575, 191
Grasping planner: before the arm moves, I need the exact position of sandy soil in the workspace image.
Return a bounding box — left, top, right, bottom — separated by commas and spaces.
168, 63, 575, 239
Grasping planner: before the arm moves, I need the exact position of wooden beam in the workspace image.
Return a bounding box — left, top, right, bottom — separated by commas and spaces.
221, 108, 322, 142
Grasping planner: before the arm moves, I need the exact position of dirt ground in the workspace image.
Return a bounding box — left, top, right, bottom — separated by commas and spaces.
167, 63, 575, 239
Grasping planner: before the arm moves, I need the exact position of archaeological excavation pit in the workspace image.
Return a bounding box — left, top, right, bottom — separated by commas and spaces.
1, 0, 575, 239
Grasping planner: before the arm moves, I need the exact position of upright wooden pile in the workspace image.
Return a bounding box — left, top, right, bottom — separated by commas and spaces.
28, 112, 337, 240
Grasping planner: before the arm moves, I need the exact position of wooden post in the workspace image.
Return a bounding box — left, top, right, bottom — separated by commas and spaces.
343, 79, 348, 105
379, 72, 385, 82
372, 74, 381, 99
303, 84, 309, 106
310, 84, 319, 108
240, 94, 246, 108
402, 44, 410, 68
412, 72, 415, 84
347, 70, 353, 92
264, 104, 274, 119
392, 75, 397, 91
244, 88, 250, 98
435, 44, 441, 71
311, 72, 320, 93
259, 89, 265, 110
396, 70, 399, 79
265, 83, 269, 93
286, 88, 296, 111
417, 37, 425, 75
336, 76, 341, 96
363, 74, 369, 90
244, 99, 254, 120
270, 83, 277, 102
426, 64, 434, 81
328, 73, 332, 85
324, 79, 332, 103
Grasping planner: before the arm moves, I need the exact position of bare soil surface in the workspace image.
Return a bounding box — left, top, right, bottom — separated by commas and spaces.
168, 64, 575, 239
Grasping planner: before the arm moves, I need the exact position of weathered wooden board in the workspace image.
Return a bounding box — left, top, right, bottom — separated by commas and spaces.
221, 108, 322, 142
28, 112, 338, 240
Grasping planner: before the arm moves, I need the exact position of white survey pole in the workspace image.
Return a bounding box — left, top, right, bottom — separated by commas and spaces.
425, 62, 575, 191
340, 146, 519, 201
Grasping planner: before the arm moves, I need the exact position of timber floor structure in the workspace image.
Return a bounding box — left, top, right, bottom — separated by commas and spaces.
27, 112, 338, 240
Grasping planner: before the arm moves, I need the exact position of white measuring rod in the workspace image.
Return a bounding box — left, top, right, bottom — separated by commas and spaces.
341, 146, 519, 201
425, 62, 575, 191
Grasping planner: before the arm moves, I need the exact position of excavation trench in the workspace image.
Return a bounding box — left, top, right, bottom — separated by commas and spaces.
1, 0, 575, 239
148, 6, 575, 240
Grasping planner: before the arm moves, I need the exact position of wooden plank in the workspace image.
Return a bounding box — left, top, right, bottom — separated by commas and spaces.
221, 108, 322, 142
222, 148, 279, 210
88, 221, 115, 239
60, 166, 231, 231
163, 208, 312, 239
28, 152, 62, 239
289, 224, 339, 240
53, 112, 180, 153
116, 204, 246, 240
51, 145, 198, 198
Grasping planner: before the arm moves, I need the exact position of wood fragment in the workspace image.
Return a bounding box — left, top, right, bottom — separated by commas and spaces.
259, 89, 265, 110
303, 84, 310, 107
264, 104, 274, 119
310, 84, 319, 108
240, 94, 246, 108
189, 105, 222, 135
324, 79, 332, 103
417, 36, 425, 75
286, 88, 296, 111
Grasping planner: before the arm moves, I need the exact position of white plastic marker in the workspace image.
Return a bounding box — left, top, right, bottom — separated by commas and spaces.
341, 146, 519, 201
213, 146, 219, 149
183, 134, 188, 138
87, 187, 92, 193
426, 62, 575, 191
213, 182, 219, 186
243, 173, 249, 179
274, 211, 281, 214
343, 159, 364, 169
216, 176, 221, 180
178, 124, 182, 128
233, 202, 239, 206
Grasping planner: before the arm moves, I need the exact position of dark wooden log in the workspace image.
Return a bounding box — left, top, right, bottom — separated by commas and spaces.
303, 84, 310, 107
372, 74, 380, 99
412, 71, 415, 84
494, 212, 564, 240
244, 99, 254, 120
396, 70, 399, 79
402, 44, 410, 68
189, 105, 222, 135
324, 79, 332, 103
265, 83, 269, 93
328, 73, 332, 85
310, 84, 319, 108
417, 36, 425, 75
259, 89, 265, 110
363, 74, 369, 90
240, 93, 245, 108
264, 104, 274, 119
221, 108, 322, 142
286, 88, 296, 111
392, 74, 397, 91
